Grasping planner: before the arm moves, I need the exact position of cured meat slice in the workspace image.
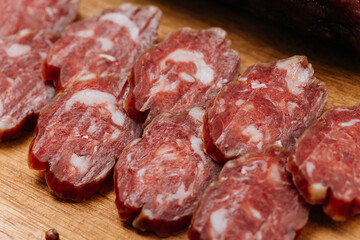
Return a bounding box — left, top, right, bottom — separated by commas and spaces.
0, 0, 78, 37
114, 107, 221, 236
28, 76, 142, 201
204, 55, 328, 163
43, 4, 161, 90
287, 104, 360, 221
125, 27, 240, 125
188, 147, 309, 240
0, 30, 58, 142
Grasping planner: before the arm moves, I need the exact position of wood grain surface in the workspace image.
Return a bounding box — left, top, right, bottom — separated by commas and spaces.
1, 0, 360, 239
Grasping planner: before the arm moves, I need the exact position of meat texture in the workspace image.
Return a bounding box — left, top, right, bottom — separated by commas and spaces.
43, 4, 162, 90
114, 107, 221, 236
125, 27, 240, 125
188, 147, 309, 240
0, 0, 78, 37
29, 76, 142, 201
0, 30, 58, 142
28, 4, 161, 201
204, 55, 328, 163
287, 104, 360, 220
224, 0, 360, 52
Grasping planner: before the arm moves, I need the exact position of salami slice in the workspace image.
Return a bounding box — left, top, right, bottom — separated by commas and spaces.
204, 55, 328, 163
188, 147, 309, 240
124, 27, 240, 125
0, 0, 78, 37
114, 107, 221, 236
43, 4, 161, 90
28, 76, 142, 201
287, 104, 360, 221
0, 30, 58, 142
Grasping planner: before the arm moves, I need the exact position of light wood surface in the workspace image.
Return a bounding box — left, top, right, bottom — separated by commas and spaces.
1, 0, 360, 239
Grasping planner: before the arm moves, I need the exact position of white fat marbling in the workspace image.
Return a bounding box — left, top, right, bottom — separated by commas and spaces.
249, 207, 262, 219
99, 53, 116, 61
76, 29, 95, 38
190, 135, 206, 160
160, 49, 214, 85
268, 164, 281, 184
70, 154, 89, 174
165, 183, 193, 205
306, 162, 315, 178
189, 107, 205, 122
98, 37, 114, 51
100, 13, 139, 41
6, 44, 31, 58
78, 73, 97, 81
210, 208, 228, 236
308, 183, 327, 203
65, 89, 125, 126
339, 119, 360, 127
251, 81, 267, 89
276, 57, 312, 95
241, 124, 263, 145
235, 99, 244, 107
110, 129, 121, 139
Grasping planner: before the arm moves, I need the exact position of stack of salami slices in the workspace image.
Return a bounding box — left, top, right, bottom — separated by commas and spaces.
2, 1, 360, 240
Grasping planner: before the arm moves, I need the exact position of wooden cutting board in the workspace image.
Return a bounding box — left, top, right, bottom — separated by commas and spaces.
1, 0, 360, 239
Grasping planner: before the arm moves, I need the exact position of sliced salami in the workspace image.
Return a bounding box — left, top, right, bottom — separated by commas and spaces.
287, 104, 360, 220
114, 107, 221, 236
125, 27, 240, 125
0, 0, 78, 37
204, 55, 328, 163
188, 147, 309, 240
28, 76, 142, 201
43, 4, 161, 90
0, 30, 58, 142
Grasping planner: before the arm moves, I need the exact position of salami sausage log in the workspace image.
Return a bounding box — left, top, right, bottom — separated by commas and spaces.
28, 76, 142, 201
287, 104, 360, 220
43, 4, 162, 90
125, 27, 240, 125
0, 0, 78, 37
114, 107, 221, 236
188, 147, 309, 240
204, 56, 328, 163
0, 30, 58, 142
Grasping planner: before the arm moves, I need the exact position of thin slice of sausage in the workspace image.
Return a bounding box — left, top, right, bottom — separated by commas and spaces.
43, 4, 161, 90
0, 30, 58, 142
29, 76, 142, 201
188, 147, 309, 240
0, 0, 78, 37
204, 55, 328, 163
287, 104, 360, 221
125, 27, 240, 126
114, 107, 221, 236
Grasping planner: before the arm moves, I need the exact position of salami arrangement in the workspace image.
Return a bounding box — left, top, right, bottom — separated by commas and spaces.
114, 107, 221, 236
0, 0, 78, 37
0, 30, 58, 142
28, 76, 142, 201
204, 56, 328, 163
43, 4, 162, 90
287, 104, 360, 221
188, 147, 309, 240
125, 27, 240, 125
0, 0, 352, 239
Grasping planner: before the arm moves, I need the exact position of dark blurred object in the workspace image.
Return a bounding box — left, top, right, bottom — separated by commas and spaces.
223, 0, 360, 52
45, 228, 60, 240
